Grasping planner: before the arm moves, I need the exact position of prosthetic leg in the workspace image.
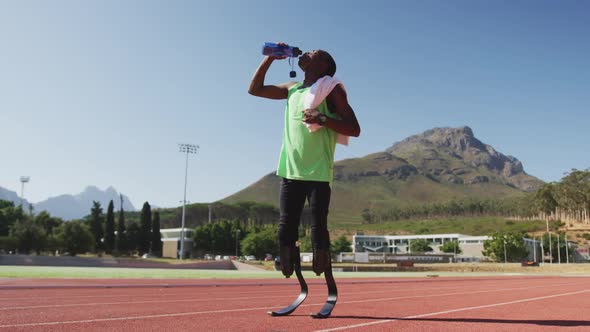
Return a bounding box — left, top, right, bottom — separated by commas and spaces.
310, 248, 338, 319
268, 245, 308, 316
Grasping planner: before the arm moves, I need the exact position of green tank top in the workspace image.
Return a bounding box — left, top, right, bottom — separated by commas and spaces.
276, 82, 338, 182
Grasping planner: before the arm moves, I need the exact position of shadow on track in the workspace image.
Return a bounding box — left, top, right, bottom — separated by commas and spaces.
330, 316, 590, 327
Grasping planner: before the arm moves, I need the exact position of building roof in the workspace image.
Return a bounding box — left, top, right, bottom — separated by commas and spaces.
161, 228, 193, 233
353, 233, 488, 240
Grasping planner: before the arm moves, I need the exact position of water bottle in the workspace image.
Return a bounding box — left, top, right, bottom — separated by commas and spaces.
262, 42, 302, 58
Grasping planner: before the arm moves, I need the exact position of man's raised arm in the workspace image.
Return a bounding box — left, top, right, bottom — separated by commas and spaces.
248, 56, 295, 100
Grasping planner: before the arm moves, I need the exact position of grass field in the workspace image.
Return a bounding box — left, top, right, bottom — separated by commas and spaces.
0, 265, 278, 279
2, 263, 590, 280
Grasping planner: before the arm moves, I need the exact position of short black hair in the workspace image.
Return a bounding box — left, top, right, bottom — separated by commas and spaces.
319, 50, 336, 77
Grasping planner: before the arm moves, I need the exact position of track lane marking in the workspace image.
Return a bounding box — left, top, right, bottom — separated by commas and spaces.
314, 289, 590, 331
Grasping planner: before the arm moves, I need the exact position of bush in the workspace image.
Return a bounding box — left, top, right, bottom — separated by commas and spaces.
0, 236, 18, 252
240, 227, 277, 259
57, 221, 94, 256
410, 239, 433, 253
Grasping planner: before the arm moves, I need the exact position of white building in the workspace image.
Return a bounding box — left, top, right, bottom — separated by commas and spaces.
353, 233, 489, 261
160, 228, 194, 258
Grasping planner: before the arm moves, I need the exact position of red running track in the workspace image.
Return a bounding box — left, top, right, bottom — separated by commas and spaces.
1, 276, 589, 331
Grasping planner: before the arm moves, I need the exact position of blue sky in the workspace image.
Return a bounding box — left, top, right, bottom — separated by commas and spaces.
1, 1, 588, 209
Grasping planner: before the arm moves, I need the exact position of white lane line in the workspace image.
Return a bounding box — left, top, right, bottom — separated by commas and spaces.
0, 305, 283, 328
314, 289, 590, 332
0, 280, 554, 311
0, 287, 297, 301
0, 282, 581, 328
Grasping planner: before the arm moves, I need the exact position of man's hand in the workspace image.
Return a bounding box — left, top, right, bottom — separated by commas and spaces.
302, 108, 321, 124
267, 42, 289, 61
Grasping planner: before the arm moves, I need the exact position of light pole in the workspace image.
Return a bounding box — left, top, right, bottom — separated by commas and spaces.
547, 219, 552, 264
533, 236, 537, 263
565, 232, 570, 264
178, 143, 199, 260
503, 235, 507, 264
541, 237, 545, 266
235, 229, 241, 258
19, 176, 30, 207
557, 234, 561, 264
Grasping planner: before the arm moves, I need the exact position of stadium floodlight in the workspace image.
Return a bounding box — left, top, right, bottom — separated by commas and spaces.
178, 143, 199, 260
19, 176, 30, 207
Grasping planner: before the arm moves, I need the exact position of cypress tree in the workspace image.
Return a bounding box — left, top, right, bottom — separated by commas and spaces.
115, 201, 127, 255
89, 201, 104, 252
139, 202, 152, 255
151, 211, 162, 257
126, 221, 140, 253
104, 200, 115, 254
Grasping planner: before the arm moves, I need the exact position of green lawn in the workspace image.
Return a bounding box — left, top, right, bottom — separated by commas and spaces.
0, 265, 279, 279
0, 265, 439, 279
3, 263, 589, 280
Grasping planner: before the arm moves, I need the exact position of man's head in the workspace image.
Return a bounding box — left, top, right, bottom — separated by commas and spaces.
298, 50, 336, 77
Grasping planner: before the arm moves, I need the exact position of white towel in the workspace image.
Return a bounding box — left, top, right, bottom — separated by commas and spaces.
303, 76, 350, 146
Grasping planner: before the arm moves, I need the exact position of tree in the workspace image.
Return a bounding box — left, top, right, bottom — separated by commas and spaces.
410, 239, 433, 253
361, 208, 374, 224
104, 200, 116, 254
193, 223, 213, 255
115, 202, 127, 255
126, 222, 140, 253
331, 235, 352, 253
240, 227, 278, 259
57, 221, 94, 256
33, 211, 63, 255
482, 232, 529, 262
555, 170, 590, 212
0, 235, 18, 253
9, 219, 46, 254
210, 220, 235, 254
139, 202, 152, 255
0, 200, 24, 236
534, 183, 558, 214
440, 240, 462, 254
89, 201, 104, 252
298, 235, 312, 252
151, 211, 162, 256
33, 211, 62, 237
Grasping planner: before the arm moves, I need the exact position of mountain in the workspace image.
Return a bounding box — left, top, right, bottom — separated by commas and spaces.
222, 126, 544, 224
385, 126, 541, 191
32, 186, 136, 220
0, 186, 32, 211
0, 186, 137, 221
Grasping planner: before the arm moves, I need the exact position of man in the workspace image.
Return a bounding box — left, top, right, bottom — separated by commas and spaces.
248, 46, 360, 279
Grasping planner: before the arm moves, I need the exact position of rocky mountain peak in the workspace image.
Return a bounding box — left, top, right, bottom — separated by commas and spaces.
387, 126, 542, 191
390, 126, 485, 154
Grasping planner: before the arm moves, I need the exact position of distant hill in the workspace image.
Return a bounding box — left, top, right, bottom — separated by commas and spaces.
34, 186, 136, 220
222, 126, 544, 224
0, 186, 31, 211
0, 185, 136, 220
